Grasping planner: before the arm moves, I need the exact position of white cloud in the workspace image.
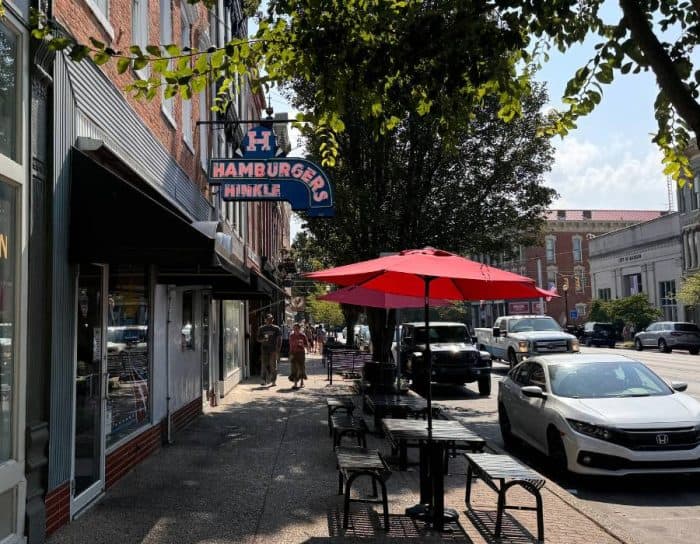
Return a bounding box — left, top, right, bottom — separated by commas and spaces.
545, 137, 673, 210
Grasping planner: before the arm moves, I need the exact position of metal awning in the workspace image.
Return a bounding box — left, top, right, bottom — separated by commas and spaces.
70, 145, 249, 285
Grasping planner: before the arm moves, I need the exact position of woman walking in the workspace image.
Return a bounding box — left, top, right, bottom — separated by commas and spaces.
289, 323, 309, 389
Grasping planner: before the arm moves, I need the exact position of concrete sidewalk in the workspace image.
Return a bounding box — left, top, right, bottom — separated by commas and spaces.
49, 355, 633, 543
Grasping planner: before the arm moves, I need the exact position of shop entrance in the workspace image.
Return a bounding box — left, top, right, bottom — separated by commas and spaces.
72, 264, 106, 514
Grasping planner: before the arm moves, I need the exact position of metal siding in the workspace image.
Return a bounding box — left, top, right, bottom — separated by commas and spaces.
48, 55, 76, 490
64, 54, 212, 221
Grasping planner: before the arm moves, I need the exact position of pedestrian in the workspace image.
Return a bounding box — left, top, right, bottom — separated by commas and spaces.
288, 322, 309, 389
257, 313, 282, 386
318, 325, 328, 366
280, 319, 291, 358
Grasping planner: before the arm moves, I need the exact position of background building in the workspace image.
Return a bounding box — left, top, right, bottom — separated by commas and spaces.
589, 213, 684, 321
473, 209, 667, 327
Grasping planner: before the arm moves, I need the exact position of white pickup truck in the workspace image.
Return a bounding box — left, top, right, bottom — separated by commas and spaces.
475, 315, 579, 367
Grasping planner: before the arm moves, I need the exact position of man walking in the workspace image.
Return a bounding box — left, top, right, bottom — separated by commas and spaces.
257, 313, 282, 386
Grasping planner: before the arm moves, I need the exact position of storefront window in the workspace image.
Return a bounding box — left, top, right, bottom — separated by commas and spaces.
222, 300, 243, 378
0, 182, 17, 464
0, 488, 14, 539
0, 21, 19, 161
106, 265, 150, 447
659, 280, 678, 321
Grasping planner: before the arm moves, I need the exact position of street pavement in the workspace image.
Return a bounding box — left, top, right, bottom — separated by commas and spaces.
434, 346, 700, 544
48, 353, 628, 544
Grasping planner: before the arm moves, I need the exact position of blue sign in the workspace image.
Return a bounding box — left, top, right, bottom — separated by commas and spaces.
570, 310, 578, 320
208, 125, 334, 217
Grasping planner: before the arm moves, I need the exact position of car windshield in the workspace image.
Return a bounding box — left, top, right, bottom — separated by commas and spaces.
674, 323, 700, 332
548, 361, 673, 398
509, 317, 561, 333
414, 326, 468, 343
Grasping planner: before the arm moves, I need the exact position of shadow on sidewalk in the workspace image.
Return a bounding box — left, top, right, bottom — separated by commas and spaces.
464, 509, 540, 544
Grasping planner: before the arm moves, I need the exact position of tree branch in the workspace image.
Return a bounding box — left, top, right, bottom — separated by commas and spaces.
620, 0, 700, 137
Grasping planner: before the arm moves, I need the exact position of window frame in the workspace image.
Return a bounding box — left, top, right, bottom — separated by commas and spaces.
0, 11, 28, 543
572, 235, 583, 262
180, 2, 194, 151
84, 0, 115, 40
160, 0, 176, 127
545, 236, 556, 263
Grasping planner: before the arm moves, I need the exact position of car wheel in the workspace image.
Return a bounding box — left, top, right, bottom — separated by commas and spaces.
659, 338, 672, 353
690, 348, 699, 355
498, 404, 515, 450
585, 338, 592, 347
508, 349, 519, 368
634, 338, 643, 351
609, 343, 616, 349
478, 376, 491, 396
547, 427, 568, 475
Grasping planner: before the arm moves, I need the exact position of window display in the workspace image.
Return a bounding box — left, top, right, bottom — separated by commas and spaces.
106, 265, 150, 446
223, 300, 243, 378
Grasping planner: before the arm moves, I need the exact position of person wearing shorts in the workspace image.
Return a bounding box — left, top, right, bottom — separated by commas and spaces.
289, 323, 309, 389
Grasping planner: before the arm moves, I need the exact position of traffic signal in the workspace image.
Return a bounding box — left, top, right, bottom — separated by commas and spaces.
562, 277, 569, 291
574, 275, 581, 292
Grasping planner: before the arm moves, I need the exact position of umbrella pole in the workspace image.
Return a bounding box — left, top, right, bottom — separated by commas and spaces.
424, 276, 434, 434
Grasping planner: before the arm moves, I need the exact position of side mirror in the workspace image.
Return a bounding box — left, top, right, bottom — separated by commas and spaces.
521, 385, 546, 398
671, 381, 688, 392
492, 327, 501, 337
479, 351, 491, 363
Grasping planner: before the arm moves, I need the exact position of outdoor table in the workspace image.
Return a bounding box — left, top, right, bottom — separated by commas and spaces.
382, 418, 485, 531
364, 393, 427, 434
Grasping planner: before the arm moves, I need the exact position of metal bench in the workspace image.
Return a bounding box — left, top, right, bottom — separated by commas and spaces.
335, 446, 392, 531
326, 397, 356, 436
330, 414, 368, 449
464, 452, 546, 543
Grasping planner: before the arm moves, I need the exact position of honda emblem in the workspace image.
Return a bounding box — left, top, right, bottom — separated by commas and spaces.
655, 433, 669, 446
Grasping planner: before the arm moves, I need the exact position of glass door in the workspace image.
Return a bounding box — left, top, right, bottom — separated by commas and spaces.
201, 293, 210, 395
72, 264, 105, 513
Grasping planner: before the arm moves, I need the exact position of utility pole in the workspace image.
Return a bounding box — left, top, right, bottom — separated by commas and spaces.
536, 258, 544, 315
562, 278, 570, 326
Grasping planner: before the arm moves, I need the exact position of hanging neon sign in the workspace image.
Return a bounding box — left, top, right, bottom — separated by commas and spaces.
208, 125, 334, 217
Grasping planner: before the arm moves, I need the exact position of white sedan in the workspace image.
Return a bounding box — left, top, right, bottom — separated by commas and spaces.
498, 353, 700, 475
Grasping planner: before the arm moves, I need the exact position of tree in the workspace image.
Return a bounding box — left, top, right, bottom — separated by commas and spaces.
588, 299, 611, 322
27, 0, 700, 178
677, 272, 700, 307
294, 78, 555, 356
606, 294, 662, 332
305, 286, 345, 329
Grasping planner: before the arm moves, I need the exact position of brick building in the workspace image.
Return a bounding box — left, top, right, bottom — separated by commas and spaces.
0, 1, 294, 542
473, 210, 667, 327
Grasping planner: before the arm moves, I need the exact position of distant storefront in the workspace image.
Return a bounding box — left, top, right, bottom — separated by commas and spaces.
589, 213, 684, 322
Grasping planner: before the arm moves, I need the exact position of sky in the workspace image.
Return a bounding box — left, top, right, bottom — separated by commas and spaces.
259, 2, 677, 241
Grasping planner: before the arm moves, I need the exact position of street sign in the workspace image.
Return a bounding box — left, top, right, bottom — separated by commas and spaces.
570, 310, 578, 320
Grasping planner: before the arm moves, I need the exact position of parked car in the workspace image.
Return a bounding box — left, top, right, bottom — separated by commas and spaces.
392, 321, 492, 395
582, 322, 617, 348
498, 353, 700, 475
475, 315, 579, 367
634, 321, 700, 354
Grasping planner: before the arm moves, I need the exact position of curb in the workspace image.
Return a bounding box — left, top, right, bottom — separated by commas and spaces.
443, 409, 640, 544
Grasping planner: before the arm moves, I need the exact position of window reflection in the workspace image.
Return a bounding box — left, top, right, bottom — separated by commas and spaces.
0, 22, 18, 161
106, 265, 150, 446
0, 182, 16, 463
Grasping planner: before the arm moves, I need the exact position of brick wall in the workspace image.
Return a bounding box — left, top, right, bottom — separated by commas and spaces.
105, 424, 162, 488
171, 397, 202, 433
53, 0, 211, 196
45, 481, 70, 536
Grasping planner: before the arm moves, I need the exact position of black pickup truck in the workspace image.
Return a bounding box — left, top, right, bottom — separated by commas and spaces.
391, 321, 493, 396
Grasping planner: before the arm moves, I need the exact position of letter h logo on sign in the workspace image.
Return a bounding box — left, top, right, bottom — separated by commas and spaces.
240, 126, 278, 160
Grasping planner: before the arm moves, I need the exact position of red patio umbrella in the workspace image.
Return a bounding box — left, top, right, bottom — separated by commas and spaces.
307, 247, 551, 431
318, 284, 452, 309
